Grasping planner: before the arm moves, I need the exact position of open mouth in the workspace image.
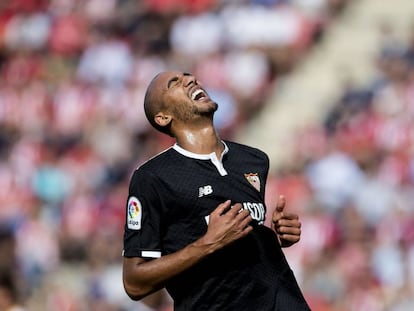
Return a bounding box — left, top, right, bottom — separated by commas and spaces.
191, 88, 207, 101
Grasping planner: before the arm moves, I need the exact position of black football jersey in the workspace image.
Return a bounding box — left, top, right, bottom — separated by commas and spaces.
123, 141, 310, 311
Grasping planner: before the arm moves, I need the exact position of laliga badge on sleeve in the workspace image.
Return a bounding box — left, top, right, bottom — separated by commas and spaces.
127, 196, 142, 230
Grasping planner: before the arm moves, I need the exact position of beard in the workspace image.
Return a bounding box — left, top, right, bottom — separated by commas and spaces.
194, 100, 218, 116
173, 100, 218, 122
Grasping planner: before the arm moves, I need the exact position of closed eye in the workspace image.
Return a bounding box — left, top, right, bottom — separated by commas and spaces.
167, 77, 179, 89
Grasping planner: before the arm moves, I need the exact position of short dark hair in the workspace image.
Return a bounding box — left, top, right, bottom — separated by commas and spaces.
143, 75, 172, 136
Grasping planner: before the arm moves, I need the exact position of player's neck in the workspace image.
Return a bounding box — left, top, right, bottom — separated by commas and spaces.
175, 126, 223, 157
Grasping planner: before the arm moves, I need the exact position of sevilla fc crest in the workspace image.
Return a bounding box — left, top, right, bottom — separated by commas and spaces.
244, 173, 260, 192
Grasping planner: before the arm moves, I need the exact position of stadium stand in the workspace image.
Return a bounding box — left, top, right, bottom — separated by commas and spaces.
1, 0, 414, 310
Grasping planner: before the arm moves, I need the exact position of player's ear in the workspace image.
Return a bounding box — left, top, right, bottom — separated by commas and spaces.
154, 112, 172, 128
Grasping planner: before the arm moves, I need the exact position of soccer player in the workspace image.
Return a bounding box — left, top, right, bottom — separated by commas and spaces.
122, 71, 311, 310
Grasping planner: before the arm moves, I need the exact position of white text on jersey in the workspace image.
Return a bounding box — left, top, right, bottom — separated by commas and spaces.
243, 202, 265, 225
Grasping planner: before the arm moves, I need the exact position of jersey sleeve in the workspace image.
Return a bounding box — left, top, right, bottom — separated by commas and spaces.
123, 168, 163, 259
261, 151, 270, 201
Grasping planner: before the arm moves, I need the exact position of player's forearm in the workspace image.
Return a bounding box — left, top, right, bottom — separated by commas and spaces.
124, 201, 252, 300
123, 237, 217, 300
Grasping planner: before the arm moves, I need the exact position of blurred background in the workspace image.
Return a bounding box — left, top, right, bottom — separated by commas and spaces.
1, 0, 414, 310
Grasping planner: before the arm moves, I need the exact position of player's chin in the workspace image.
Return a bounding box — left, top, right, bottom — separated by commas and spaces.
207, 99, 218, 111
195, 100, 218, 114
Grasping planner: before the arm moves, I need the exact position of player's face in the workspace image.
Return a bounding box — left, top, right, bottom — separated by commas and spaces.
156, 71, 218, 122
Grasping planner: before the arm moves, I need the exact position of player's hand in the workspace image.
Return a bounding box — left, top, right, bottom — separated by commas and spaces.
202, 200, 253, 252
271, 195, 301, 248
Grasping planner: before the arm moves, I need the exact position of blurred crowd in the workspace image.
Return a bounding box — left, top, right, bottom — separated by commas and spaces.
269, 21, 414, 311
7, 0, 414, 310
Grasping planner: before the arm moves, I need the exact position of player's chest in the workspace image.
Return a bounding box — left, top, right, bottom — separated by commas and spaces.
162, 160, 266, 224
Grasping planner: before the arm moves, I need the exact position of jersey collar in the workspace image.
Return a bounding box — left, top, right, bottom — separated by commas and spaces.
173, 141, 228, 159
172, 141, 229, 176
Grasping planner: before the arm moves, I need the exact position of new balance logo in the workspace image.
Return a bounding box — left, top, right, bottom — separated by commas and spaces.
199, 185, 213, 197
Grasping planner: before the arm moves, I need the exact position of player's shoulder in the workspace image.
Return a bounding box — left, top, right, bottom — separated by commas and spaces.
225, 140, 269, 160
128, 147, 178, 187
136, 146, 178, 173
